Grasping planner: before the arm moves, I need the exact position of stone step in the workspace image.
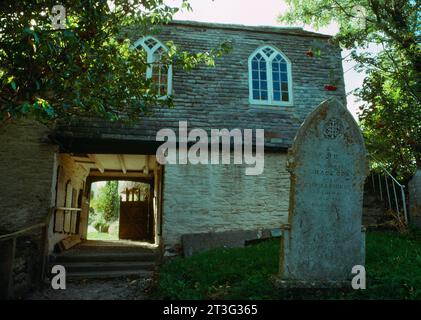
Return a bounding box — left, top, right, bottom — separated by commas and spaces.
363, 208, 386, 216
52, 252, 158, 264
363, 200, 383, 208
363, 217, 382, 225
50, 261, 156, 273
65, 270, 153, 280
363, 190, 388, 223
363, 193, 379, 201
365, 224, 398, 232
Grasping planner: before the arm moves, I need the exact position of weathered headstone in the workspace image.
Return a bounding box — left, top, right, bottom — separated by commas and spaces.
409, 169, 421, 229
278, 98, 369, 287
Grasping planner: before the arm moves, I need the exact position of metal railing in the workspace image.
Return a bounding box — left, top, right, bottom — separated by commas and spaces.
368, 161, 408, 224
0, 207, 68, 299
0, 221, 49, 300
0, 223, 47, 241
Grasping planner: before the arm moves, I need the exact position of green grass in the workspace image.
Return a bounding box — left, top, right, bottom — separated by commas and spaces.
151, 230, 421, 300
87, 230, 119, 241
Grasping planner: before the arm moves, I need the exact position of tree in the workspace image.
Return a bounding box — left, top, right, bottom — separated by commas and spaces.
0, 0, 231, 123
91, 181, 120, 222
280, 0, 420, 181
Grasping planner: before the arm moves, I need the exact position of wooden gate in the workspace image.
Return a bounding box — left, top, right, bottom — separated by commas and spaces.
119, 187, 154, 242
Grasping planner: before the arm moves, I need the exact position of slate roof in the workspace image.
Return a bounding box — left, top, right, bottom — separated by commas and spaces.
168, 20, 333, 39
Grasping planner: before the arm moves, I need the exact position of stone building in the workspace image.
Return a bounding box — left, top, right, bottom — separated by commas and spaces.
0, 21, 346, 262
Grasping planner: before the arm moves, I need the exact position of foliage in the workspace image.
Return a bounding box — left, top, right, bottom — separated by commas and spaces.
91, 181, 120, 223
88, 207, 96, 225
280, 0, 421, 180
358, 51, 420, 181
0, 0, 232, 123
150, 231, 421, 300
91, 214, 110, 233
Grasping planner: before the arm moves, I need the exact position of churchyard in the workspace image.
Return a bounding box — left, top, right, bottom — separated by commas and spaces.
151, 230, 421, 300
1, 1, 419, 303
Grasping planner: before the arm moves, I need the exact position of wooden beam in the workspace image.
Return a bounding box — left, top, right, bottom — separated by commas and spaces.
55, 207, 82, 212
89, 154, 105, 173
74, 160, 95, 164
143, 155, 149, 175
118, 155, 127, 174
78, 164, 89, 176
57, 236, 81, 252
89, 171, 153, 179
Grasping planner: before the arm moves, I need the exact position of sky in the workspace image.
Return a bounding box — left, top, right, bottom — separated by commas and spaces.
165, 0, 366, 120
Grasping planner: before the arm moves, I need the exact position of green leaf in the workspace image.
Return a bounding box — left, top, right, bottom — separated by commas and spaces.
21, 102, 30, 113
1, 0, 230, 124
45, 106, 55, 117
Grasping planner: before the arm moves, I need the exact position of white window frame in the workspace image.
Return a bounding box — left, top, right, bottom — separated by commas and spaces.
248, 45, 293, 106
132, 36, 173, 97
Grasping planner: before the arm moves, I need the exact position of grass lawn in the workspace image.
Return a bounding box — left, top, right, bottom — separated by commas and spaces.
151, 229, 421, 300
87, 230, 119, 241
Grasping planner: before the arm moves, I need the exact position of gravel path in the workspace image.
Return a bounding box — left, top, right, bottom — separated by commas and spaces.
26, 276, 153, 300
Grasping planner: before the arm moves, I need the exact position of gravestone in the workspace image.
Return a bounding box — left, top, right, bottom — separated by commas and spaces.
409, 169, 421, 229
278, 98, 369, 286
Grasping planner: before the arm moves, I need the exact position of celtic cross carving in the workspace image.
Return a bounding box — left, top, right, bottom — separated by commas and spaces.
323, 118, 343, 139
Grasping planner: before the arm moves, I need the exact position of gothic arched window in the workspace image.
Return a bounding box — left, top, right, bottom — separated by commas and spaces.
133, 36, 172, 96
249, 45, 293, 106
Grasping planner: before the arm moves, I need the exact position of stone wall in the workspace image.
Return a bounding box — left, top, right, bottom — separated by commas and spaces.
409, 169, 421, 228
11, 231, 44, 298
162, 152, 290, 251
0, 119, 57, 232
0, 119, 57, 298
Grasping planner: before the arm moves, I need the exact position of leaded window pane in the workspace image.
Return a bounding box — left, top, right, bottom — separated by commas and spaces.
251, 53, 268, 101
250, 47, 291, 104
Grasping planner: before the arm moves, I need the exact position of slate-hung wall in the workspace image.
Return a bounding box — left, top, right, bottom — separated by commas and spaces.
57, 21, 346, 148
150, 22, 346, 148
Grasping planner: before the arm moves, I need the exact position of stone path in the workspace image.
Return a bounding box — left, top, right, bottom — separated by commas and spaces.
26, 276, 153, 300
25, 240, 158, 300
